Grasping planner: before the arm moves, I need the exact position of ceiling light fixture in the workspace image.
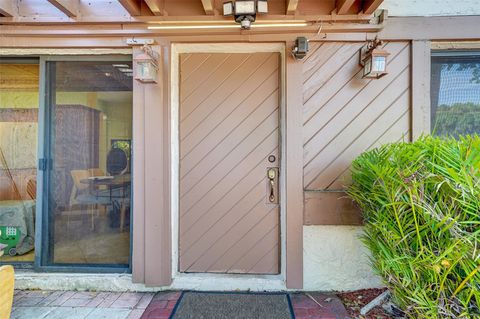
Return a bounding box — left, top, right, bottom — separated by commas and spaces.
112, 64, 130, 68
147, 22, 308, 30
148, 19, 300, 24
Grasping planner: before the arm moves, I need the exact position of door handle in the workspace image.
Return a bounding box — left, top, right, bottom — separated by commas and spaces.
269, 179, 275, 202
267, 167, 278, 204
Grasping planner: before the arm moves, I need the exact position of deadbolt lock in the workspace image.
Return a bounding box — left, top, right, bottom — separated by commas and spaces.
267, 168, 276, 180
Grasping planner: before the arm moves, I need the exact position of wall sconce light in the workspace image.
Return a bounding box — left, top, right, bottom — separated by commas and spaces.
292, 37, 309, 60
223, 0, 268, 30
133, 45, 159, 83
359, 39, 390, 79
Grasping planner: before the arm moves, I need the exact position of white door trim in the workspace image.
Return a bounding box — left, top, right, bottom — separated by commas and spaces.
170, 43, 287, 290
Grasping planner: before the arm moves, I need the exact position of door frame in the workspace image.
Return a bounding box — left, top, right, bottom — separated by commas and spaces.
171, 43, 287, 285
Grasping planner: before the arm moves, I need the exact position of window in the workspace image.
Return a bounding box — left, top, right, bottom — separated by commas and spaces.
431, 52, 480, 137
0, 59, 39, 265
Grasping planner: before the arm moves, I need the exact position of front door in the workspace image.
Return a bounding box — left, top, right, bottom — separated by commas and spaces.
178, 52, 281, 274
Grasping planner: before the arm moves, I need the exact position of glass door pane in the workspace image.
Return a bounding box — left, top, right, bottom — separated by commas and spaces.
0, 60, 39, 263
45, 60, 133, 267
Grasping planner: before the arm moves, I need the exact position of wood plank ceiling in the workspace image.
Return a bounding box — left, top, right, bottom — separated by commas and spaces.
0, 0, 384, 22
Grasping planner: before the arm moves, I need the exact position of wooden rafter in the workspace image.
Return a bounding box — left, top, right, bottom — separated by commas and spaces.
0, 0, 16, 17
200, 0, 215, 15
118, 0, 141, 16
145, 0, 164, 16
336, 0, 356, 15
363, 0, 384, 14
47, 0, 79, 18
286, 0, 299, 15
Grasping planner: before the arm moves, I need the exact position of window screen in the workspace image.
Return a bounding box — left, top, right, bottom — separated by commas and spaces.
431, 53, 480, 137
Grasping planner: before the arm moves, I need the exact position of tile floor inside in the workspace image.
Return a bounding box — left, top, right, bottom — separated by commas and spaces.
1, 208, 130, 265
11, 290, 350, 319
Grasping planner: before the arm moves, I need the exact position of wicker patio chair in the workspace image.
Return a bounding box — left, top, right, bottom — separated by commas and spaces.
0, 264, 15, 319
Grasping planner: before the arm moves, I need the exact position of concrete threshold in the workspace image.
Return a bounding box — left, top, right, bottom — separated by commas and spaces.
15, 271, 160, 292
14, 271, 288, 292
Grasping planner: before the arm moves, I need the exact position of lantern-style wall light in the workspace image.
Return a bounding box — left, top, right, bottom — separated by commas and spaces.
134, 45, 159, 83
359, 39, 390, 79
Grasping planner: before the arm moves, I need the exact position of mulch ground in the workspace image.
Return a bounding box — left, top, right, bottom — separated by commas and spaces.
337, 288, 393, 319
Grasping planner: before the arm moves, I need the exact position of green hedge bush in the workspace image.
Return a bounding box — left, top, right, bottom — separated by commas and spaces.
347, 135, 480, 318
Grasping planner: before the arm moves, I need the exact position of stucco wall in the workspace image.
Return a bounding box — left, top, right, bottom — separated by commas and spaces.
303, 226, 383, 291
381, 0, 480, 16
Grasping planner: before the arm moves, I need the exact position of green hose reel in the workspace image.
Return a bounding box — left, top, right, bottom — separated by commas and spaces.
0, 226, 21, 256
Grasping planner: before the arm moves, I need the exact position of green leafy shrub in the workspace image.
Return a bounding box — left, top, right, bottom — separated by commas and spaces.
433, 103, 480, 138
347, 135, 480, 318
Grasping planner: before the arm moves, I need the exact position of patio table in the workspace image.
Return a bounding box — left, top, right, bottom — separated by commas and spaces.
80, 175, 131, 231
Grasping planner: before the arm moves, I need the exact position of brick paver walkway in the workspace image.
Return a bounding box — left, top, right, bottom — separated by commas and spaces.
290, 293, 350, 319
12, 290, 154, 319
139, 291, 181, 319
11, 290, 349, 318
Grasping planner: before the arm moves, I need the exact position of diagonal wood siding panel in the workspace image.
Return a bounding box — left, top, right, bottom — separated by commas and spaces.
302, 41, 411, 191
179, 52, 281, 274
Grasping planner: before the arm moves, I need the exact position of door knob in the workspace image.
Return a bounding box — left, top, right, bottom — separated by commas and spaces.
267, 167, 278, 204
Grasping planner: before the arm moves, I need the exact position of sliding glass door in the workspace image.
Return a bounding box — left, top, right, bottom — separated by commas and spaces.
0, 56, 132, 271
41, 57, 133, 269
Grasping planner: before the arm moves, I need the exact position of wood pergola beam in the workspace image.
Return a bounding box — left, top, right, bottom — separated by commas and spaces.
118, 0, 142, 16
145, 0, 164, 16
0, 0, 16, 17
0, 13, 374, 25
336, 0, 356, 15
286, 0, 299, 15
0, 22, 384, 37
363, 0, 384, 14
47, 0, 79, 18
200, 0, 215, 15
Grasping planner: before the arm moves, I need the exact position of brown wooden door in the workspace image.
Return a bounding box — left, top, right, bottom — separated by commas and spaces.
178, 52, 280, 274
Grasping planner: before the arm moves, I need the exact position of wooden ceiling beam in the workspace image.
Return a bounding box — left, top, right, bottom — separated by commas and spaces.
200, 0, 215, 15
0, 0, 16, 17
336, 0, 356, 15
118, 0, 142, 16
47, 0, 79, 18
0, 14, 374, 25
0, 22, 383, 37
363, 0, 384, 14
145, 0, 165, 16
286, 0, 299, 15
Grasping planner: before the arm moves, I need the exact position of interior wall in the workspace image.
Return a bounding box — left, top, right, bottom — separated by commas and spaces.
99, 94, 133, 173
0, 63, 39, 201
0, 92, 38, 109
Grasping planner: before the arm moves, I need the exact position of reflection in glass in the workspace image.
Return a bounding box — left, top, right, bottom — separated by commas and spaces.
431, 54, 480, 137
0, 62, 38, 263
47, 60, 132, 266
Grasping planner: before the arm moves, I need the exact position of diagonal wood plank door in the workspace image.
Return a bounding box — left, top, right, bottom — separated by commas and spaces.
178, 52, 281, 274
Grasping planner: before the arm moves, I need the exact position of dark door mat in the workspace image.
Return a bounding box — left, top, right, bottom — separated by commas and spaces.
170, 292, 295, 319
